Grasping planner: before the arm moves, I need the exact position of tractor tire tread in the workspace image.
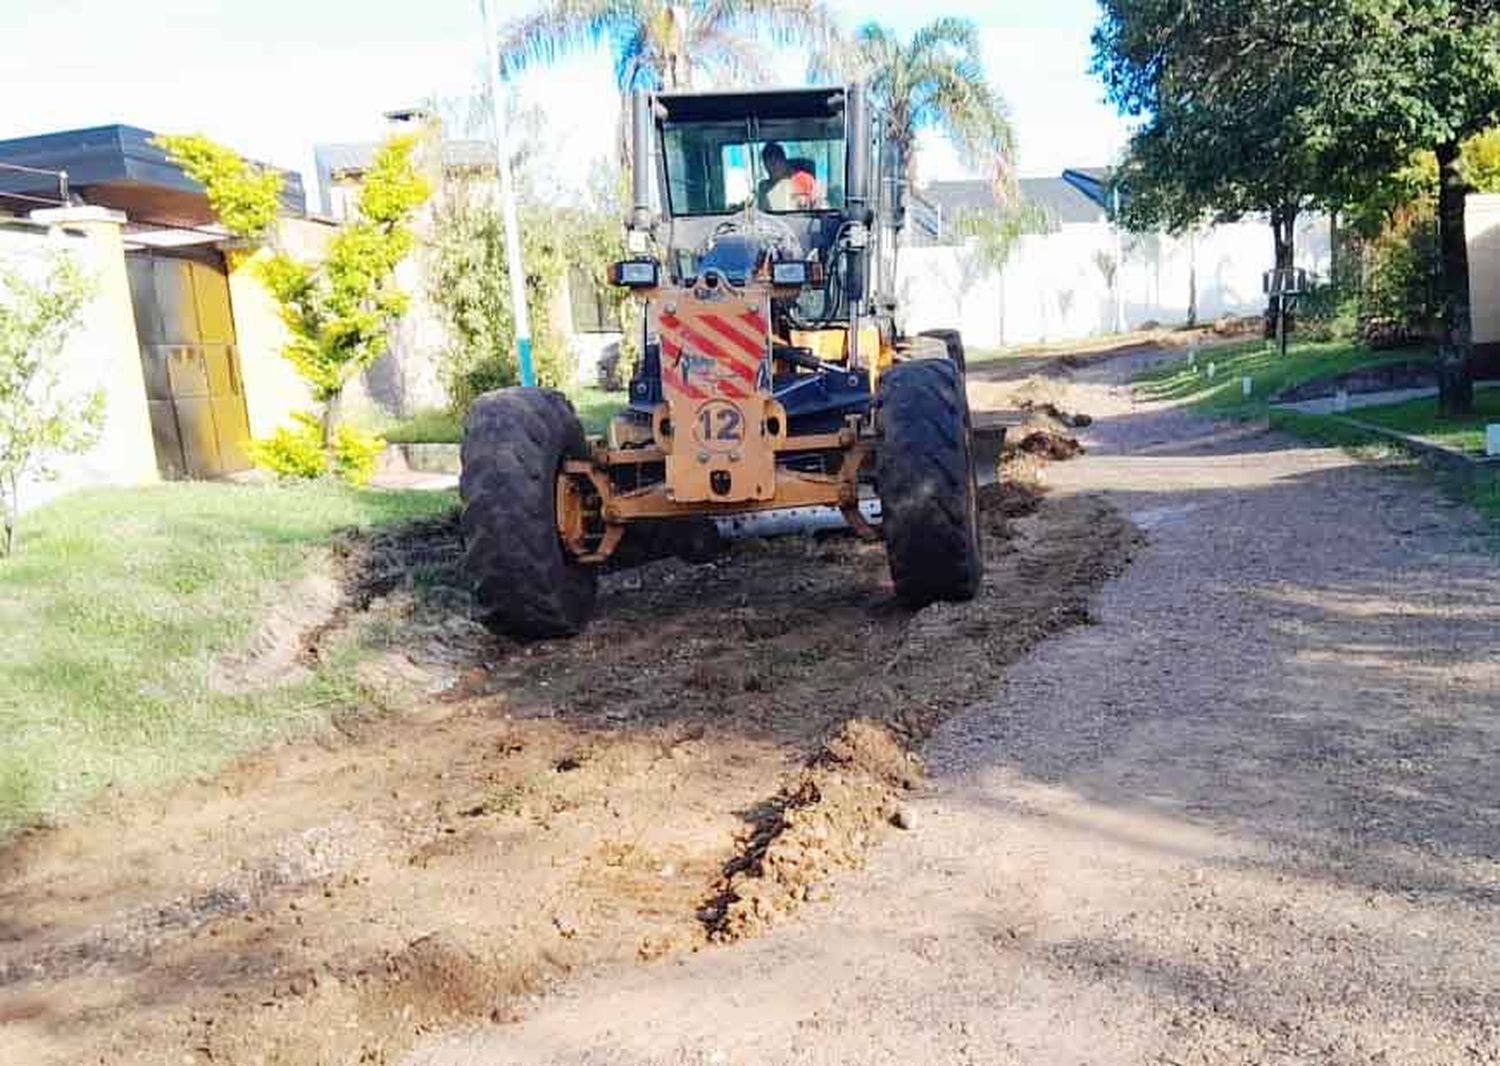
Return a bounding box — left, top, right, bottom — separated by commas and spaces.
459, 388, 598, 639
876, 358, 983, 607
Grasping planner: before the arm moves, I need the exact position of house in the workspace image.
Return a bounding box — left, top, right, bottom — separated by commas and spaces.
0, 125, 334, 510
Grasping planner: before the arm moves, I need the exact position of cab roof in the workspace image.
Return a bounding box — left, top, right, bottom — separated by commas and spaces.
654, 87, 847, 124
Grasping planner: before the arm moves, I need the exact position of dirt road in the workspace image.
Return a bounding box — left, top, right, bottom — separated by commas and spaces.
0, 365, 1131, 1063
407, 355, 1500, 1064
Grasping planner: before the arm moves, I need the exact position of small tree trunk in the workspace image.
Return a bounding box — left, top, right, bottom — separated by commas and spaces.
1265, 205, 1297, 342
1435, 139, 1474, 415
1187, 228, 1198, 328
321, 392, 341, 472
1328, 210, 1339, 287
2, 473, 17, 558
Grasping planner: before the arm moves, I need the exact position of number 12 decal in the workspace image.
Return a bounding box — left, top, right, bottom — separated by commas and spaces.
700, 406, 742, 441
694, 400, 744, 448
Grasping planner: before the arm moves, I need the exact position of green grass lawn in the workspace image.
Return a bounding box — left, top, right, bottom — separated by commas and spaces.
1135, 338, 1500, 536
1345, 388, 1500, 456
382, 407, 463, 445
0, 482, 455, 837
384, 387, 625, 444
1133, 338, 1435, 415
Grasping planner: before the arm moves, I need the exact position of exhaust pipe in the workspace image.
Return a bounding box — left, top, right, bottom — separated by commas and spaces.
630, 90, 654, 234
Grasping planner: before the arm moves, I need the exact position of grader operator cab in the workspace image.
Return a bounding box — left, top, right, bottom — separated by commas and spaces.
460, 84, 984, 638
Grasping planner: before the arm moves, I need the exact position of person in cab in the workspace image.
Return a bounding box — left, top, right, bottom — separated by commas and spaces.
757, 142, 825, 211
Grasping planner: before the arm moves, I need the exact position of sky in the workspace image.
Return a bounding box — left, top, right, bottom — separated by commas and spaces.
0, 0, 1133, 207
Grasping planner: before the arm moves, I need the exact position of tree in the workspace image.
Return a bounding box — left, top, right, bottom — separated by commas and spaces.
1093, 0, 1382, 276
0, 253, 101, 556
1324, 0, 1500, 408
496, 0, 841, 161
839, 18, 1015, 196
1460, 129, 1500, 194
159, 134, 430, 468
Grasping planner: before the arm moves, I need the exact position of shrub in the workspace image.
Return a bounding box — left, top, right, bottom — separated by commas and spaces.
1358, 214, 1439, 345
1296, 281, 1359, 342
0, 253, 102, 556
249, 412, 384, 486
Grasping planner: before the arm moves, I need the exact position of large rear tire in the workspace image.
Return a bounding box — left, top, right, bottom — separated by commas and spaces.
460, 388, 598, 639
876, 358, 983, 607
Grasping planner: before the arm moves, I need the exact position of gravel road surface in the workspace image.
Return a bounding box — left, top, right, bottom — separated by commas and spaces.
408, 353, 1500, 1065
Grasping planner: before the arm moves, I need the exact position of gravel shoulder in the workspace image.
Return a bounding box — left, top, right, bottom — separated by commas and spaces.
406, 352, 1500, 1065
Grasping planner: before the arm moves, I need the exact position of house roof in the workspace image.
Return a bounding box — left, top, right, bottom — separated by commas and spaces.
0, 124, 305, 225
315, 139, 494, 178
921, 176, 1109, 227
1061, 167, 1117, 212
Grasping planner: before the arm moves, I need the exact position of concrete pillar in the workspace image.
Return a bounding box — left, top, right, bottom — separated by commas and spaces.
18, 207, 158, 509
1466, 193, 1500, 376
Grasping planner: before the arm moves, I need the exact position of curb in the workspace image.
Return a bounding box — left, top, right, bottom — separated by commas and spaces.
1325, 416, 1500, 486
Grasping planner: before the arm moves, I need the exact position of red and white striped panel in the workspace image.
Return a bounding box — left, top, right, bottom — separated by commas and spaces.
655, 295, 770, 402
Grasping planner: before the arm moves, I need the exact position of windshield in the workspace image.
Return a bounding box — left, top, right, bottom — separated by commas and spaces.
661, 116, 846, 217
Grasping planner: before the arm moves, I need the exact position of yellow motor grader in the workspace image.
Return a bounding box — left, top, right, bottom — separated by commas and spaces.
460, 84, 983, 638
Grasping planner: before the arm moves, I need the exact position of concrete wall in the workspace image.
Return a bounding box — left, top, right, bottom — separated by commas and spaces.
899, 213, 1333, 349
3, 208, 158, 514
1468, 193, 1500, 353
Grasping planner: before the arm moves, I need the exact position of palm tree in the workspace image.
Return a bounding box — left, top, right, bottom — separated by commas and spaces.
496, 0, 842, 160
836, 18, 1015, 199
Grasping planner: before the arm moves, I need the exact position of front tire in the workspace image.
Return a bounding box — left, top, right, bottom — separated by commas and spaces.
876, 359, 983, 607
460, 388, 598, 639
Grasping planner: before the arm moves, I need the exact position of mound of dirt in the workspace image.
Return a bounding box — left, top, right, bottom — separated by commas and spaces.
209, 567, 344, 695
1014, 428, 1086, 460
1019, 399, 1094, 429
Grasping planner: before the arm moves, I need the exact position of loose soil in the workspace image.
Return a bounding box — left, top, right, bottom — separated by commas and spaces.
0, 388, 1137, 1064
405, 346, 1500, 1066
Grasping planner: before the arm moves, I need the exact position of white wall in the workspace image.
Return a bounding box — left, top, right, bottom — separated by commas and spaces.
2, 210, 159, 514
1468, 193, 1500, 347
899, 213, 1333, 349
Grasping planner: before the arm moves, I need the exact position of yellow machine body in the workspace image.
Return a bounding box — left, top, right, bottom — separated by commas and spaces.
650, 281, 785, 504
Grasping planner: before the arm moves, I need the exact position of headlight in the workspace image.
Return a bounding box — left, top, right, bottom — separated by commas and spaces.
771, 260, 810, 287
611, 259, 659, 288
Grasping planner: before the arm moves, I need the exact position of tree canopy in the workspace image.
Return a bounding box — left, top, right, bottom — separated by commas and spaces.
1093, 0, 1391, 265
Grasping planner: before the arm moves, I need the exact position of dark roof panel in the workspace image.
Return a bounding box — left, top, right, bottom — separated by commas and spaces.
0, 124, 305, 219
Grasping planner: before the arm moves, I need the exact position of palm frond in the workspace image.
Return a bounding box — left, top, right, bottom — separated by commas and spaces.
908, 16, 983, 67
495, 0, 651, 78
709, 0, 842, 55
613, 27, 658, 89
693, 26, 776, 86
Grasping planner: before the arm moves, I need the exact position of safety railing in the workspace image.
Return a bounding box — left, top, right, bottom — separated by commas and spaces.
0, 161, 69, 207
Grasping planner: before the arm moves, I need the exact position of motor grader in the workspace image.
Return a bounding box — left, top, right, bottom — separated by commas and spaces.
460, 84, 983, 639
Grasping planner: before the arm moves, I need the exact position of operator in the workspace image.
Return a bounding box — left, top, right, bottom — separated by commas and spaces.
758, 142, 824, 211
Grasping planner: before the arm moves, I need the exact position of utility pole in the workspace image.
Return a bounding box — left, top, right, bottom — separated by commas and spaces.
480, 0, 535, 387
